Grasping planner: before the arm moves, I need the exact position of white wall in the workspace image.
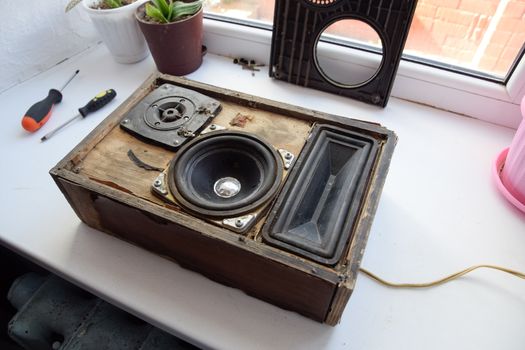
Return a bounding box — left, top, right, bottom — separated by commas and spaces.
0, 1, 99, 93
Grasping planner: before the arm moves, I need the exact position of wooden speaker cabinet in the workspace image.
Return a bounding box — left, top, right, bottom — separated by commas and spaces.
50, 73, 396, 325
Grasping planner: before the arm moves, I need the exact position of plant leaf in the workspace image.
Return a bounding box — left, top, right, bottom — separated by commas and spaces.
146, 3, 168, 23
152, 0, 171, 17
106, 0, 122, 8
167, 2, 175, 22
65, 0, 83, 12
171, 0, 202, 21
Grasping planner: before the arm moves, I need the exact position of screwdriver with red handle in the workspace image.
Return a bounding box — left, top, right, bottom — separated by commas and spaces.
41, 89, 117, 142
21, 70, 79, 132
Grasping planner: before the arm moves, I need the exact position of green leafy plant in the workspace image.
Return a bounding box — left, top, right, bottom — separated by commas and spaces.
145, 0, 203, 23
105, 0, 124, 7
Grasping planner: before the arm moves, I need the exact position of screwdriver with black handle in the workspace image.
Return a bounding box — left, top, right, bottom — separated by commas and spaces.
41, 89, 117, 142
21, 70, 79, 132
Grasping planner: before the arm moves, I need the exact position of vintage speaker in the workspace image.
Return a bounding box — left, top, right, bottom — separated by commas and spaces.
51, 74, 397, 325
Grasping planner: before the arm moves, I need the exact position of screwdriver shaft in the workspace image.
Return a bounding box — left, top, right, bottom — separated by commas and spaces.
41, 114, 82, 142
59, 70, 80, 92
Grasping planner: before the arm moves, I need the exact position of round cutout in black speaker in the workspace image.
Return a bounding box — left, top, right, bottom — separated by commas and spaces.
168, 131, 283, 218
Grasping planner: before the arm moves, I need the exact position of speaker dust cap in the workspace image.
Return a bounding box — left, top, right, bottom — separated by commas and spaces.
168, 131, 283, 218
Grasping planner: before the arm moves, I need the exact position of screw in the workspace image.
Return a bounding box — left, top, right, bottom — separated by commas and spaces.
122, 119, 130, 124
153, 179, 162, 187
284, 152, 292, 160
235, 219, 243, 228
210, 124, 217, 130
174, 140, 180, 145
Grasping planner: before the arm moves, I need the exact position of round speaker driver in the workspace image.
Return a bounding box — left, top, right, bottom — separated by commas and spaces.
168, 131, 283, 218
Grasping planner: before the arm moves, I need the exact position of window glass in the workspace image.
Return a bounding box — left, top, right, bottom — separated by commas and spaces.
203, 0, 525, 80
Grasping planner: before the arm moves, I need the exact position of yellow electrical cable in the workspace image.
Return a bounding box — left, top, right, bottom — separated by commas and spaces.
359, 265, 525, 289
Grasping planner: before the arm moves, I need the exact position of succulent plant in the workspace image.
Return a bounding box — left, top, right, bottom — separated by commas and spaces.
145, 0, 203, 23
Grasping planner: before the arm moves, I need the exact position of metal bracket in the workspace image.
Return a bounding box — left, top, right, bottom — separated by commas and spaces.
152, 172, 169, 196
223, 214, 256, 233
200, 123, 227, 135
278, 149, 295, 169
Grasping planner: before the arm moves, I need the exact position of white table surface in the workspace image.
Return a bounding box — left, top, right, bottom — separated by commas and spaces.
1, 44, 524, 350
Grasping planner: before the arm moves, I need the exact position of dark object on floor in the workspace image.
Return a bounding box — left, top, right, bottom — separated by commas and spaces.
7, 273, 198, 350
270, 0, 418, 107
0, 245, 47, 350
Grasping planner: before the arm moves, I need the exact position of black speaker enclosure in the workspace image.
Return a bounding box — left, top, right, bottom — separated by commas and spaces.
168, 130, 284, 218
262, 124, 379, 265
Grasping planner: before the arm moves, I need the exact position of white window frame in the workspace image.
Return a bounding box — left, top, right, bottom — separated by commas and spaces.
203, 18, 525, 129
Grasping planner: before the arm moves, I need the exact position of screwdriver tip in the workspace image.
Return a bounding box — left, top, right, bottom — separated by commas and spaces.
40, 136, 48, 142
75, 69, 79, 74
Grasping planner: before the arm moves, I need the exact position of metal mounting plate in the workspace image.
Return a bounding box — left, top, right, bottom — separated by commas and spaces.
120, 84, 222, 150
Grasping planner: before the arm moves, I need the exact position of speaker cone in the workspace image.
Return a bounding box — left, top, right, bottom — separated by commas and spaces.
168, 131, 283, 217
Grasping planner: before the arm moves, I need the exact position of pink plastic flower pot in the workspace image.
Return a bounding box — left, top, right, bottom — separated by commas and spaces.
493, 95, 525, 213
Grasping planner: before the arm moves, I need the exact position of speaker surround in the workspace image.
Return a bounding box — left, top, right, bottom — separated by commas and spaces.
168, 130, 284, 218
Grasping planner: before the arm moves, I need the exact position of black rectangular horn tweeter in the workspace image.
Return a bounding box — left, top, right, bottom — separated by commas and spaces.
262, 124, 379, 265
